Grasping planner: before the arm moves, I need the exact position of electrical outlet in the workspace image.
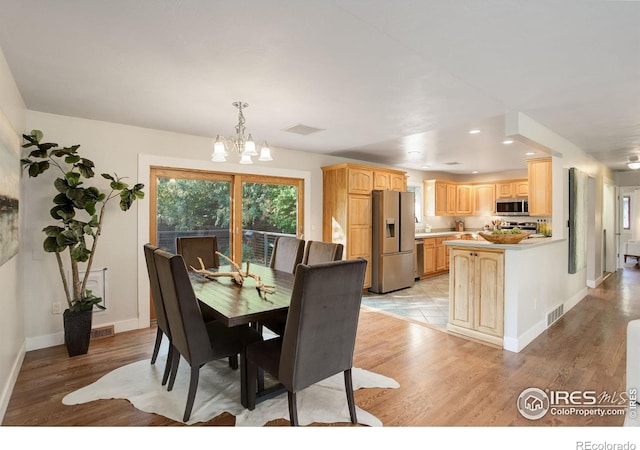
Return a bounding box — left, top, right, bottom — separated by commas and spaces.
52, 302, 62, 314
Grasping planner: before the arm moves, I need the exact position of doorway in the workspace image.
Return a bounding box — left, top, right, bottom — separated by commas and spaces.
619, 186, 640, 268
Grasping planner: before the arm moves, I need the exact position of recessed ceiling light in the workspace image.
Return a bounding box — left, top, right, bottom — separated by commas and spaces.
627, 155, 640, 170
525, 152, 535, 156
422, 164, 431, 169
502, 139, 514, 145
469, 129, 481, 134
472, 171, 478, 174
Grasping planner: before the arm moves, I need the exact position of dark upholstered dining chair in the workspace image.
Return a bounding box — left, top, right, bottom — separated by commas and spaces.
269, 236, 304, 274
245, 258, 368, 426
153, 249, 262, 422
176, 236, 220, 270
260, 237, 305, 336
262, 240, 343, 336
176, 236, 225, 325
301, 241, 344, 265
143, 244, 174, 386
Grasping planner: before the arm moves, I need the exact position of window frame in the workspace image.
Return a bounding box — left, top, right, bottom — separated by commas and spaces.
149, 166, 304, 264
622, 195, 631, 230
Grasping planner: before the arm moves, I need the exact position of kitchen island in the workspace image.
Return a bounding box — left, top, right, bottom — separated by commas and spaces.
414, 231, 477, 279
444, 237, 573, 352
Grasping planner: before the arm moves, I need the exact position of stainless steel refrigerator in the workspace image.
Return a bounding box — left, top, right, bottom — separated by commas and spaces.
370, 190, 415, 294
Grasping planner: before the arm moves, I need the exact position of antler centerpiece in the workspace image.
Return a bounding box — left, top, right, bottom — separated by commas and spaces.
191, 251, 276, 295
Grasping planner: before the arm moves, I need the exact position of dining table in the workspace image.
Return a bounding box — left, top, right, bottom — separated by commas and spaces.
189, 262, 295, 407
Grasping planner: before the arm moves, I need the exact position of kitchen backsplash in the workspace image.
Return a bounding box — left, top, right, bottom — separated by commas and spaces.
415, 215, 544, 233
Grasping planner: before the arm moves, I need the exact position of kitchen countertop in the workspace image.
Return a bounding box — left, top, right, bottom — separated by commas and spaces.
442, 236, 564, 250
415, 231, 468, 239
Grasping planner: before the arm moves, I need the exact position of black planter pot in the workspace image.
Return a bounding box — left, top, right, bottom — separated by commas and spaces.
63, 309, 93, 357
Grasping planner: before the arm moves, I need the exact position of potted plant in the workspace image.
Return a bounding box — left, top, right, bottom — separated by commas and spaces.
21, 130, 144, 356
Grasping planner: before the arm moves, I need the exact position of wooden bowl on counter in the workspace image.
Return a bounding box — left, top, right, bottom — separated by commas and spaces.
478, 231, 532, 244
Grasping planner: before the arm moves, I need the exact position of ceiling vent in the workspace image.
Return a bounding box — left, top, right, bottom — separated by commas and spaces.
282, 124, 326, 136
444, 161, 461, 166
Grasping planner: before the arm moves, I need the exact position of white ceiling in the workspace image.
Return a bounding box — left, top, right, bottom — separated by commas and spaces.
0, 0, 638, 174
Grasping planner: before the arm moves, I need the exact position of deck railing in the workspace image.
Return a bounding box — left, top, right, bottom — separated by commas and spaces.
157, 229, 295, 266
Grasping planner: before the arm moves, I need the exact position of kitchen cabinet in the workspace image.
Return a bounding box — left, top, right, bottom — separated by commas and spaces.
426, 179, 515, 216
322, 163, 407, 289
527, 157, 552, 217
473, 184, 496, 215
348, 168, 374, 194
435, 182, 448, 216
424, 180, 455, 216
420, 236, 450, 278
435, 237, 447, 271
373, 171, 407, 191
447, 246, 504, 346
495, 179, 528, 199
447, 183, 457, 215
423, 238, 436, 275
456, 185, 473, 215
425, 180, 476, 216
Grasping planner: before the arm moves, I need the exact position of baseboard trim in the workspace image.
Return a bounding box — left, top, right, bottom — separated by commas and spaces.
504, 319, 547, 353
504, 287, 589, 353
0, 341, 26, 424
586, 275, 603, 289
26, 318, 142, 352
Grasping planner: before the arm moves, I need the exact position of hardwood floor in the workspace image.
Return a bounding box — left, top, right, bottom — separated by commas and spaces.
3, 268, 639, 427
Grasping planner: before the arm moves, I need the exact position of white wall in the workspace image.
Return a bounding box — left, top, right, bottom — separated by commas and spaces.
616, 170, 640, 187
503, 240, 579, 352
0, 46, 26, 423
502, 113, 614, 349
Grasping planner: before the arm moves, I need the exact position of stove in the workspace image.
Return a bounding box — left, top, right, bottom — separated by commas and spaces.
500, 221, 537, 231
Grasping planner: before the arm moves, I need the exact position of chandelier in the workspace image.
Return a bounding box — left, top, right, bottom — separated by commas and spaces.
211, 101, 272, 164
627, 155, 640, 170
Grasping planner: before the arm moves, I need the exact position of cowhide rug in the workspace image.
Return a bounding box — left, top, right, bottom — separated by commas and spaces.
62, 345, 399, 426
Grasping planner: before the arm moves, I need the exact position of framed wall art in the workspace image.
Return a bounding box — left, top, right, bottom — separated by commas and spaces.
0, 136, 19, 267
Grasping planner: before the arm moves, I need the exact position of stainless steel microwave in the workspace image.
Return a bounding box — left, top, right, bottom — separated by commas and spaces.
496, 199, 529, 216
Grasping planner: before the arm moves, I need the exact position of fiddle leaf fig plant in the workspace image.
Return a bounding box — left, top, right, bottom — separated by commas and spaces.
21, 130, 145, 312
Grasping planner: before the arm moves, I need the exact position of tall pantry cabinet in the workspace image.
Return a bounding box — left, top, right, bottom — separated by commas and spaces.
321, 163, 407, 289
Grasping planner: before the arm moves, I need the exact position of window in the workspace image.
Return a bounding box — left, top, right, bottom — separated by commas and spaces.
150, 167, 304, 265
623, 195, 630, 230
151, 169, 232, 257
240, 176, 303, 265
407, 185, 422, 222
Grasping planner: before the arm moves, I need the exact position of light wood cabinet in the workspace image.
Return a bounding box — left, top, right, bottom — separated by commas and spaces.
373, 171, 389, 190
420, 236, 450, 278
527, 158, 552, 217
514, 180, 529, 197
322, 163, 407, 289
423, 238, 436, 275
456, 185, 473, 215
447, 183, 457, 215
495, 179, 528, 199
425, 180, 507, 216
373, 171, 407, 192
348, 168, 374, 194
434, 182, 448, 216
448, 246, 504, 346
472, 184, 495, 215
424, 180, 454, 216
435, 237, 447, 271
